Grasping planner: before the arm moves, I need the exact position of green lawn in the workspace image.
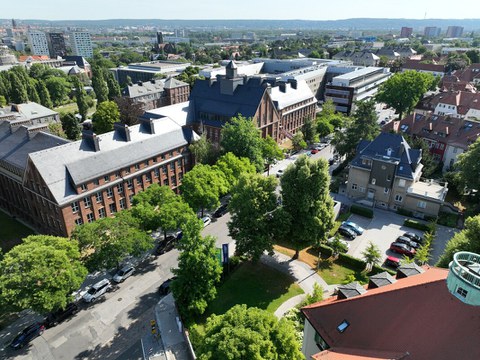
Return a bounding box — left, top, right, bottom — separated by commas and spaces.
317, 259, 368, 285
0, 211, 34, 252
206, 262, 304, 317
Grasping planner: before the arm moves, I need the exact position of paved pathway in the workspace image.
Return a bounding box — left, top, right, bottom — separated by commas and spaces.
260, 251, 337, 319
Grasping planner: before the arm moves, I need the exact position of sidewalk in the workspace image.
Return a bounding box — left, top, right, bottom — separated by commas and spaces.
260, 250, 337, 318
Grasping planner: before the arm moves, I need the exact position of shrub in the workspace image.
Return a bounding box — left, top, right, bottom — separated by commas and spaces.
437, 212, 459, 228
314, 244, 334, 258
350, 204, 374, 218
397, 208, 413, 217
337, 252, 366, 270
403, 219, 430, 231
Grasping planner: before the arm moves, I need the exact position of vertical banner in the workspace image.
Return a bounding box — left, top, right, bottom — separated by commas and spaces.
222, 243, 229, 265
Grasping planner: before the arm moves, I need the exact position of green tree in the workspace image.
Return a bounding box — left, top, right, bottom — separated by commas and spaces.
8, 72, 28, 104
181, 164, 228, 216
189, 134, 219, 165
35, 80, 53, 108
171, 217, 222, 320
72, 210, 154, 272
279, 156, 335, 258
0, 235, 87, 313
376, 70, 435, 120
106, 71, 121, 101
48, 122, 67, 138
45, 77, 70, 106
213, 152, 256, 191
361, 241, 382, 267
115, 96, 143, 126
292, 131, 307, 151
193, 304, 303, 360
445, 52, 471, 72
72, 77, 89, 120
228, 173, 279, 261
61, 112, 81, 140
0, 95, 6, 107
316, 118, 334, 138
414, 231, 434, 265
454, 137, 480, 192
333, 99, 379, 158
262, 135, 284, 175
302, 117, 318, 144
91, 65, 109, 103
220, 115, 265, 172
92, 100, 120, 134
465, 49, 480, 64
26, 78, 40, 103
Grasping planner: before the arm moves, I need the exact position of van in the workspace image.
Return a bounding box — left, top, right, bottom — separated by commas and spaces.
82, 279, 112, 303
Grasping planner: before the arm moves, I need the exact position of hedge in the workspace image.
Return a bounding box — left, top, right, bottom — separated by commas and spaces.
350, 204, 374, 218
403, 219, 430, 231
397, 208, 413, 217
337, 252, 366, 270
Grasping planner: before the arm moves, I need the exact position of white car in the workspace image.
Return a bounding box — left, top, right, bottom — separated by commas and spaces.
327, 237, 350, 250
112, 265, 135, 283
201, 215, 212, 227
82, 279, 112, 303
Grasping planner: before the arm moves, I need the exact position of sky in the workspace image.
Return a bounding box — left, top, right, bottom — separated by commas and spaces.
2, 0, 478, 21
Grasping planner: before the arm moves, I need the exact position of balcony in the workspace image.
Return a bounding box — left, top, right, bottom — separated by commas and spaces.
406, 179, 448, 201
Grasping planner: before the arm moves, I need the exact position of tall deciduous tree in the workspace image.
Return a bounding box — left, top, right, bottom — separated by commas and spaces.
35, 80, 53, 109
71, 210, 154, 272
115, 96, 143, 126
61, 112, 81, 140
292, 131, 307, 151
280, 156, 335, 258
45, 77, 70, 106
376, 70, 435, 120
106, 72, 121, 101
72, 77, 89, 120
26, 78, 40, 103
454, 137, 480, 192
189, 134, 219, 165
171, 216, 222, 320
262, 135, 284, 175
228, 173, 279, 261
91, 65, 109, 103
181, 164, 228, 216
92, 100, 120, 134
302, 117, 318, 144
220, 115, 265, 172
332, 99, 379, 158
8, 72, 28, 104
193, 304, 303, 360
213, 152, 256, 191
0, 235, 87, 313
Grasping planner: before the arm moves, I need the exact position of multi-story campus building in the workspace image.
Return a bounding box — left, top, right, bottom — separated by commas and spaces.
0, 117, 197, 236
110, 61, 192, 85
70, 31, 93, 58
27, 30, 49, 56
47, 32, 67, 58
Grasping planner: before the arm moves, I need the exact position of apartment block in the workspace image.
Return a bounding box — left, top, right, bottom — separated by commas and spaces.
27, 30, 49, 56
70, 31, 93, 58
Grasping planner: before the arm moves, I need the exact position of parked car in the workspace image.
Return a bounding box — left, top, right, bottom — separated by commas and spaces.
327, 237, 350, 252
310, 148, 319, 154
82, 278, 112, 303
403, 232, 423, 244
396, 236, 420, 249
214, 203, 229, 218
276, 169, 284, 178
384, 255, 401, 269
158, 277, 177, 295
45, 303, 79, 328
390, 242, 416, 257
113, 265, 135, 283
337, 226, 357, 240
9, 323, 45, 349
201, 215, 212, 227
328, 158, 335, 165
341, 221, 365, 235
155, 238, 176, 255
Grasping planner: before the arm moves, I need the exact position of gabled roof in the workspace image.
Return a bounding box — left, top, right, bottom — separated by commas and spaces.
368, 271, 396, 288
337, 282, 367, 299
122, 80, 165, 98
419, 90, 480, 115
269, 80, 315, 110
163, 77, 189, 89
396, 263, 424, 278
303, 267, 480, 359
143, 101, 193, 127
350, 133, 421, 180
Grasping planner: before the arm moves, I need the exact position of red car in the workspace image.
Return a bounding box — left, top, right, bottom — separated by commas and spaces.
310, 148, 319, 154
384, 255, 400, 268
390, 242, 416, 257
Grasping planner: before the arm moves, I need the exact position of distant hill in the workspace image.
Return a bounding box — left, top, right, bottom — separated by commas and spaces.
3, 18, 480, 31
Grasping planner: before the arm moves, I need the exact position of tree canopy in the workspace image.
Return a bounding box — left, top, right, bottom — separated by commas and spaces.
189, 134, 219, 165
376, 70, 435, 120
454, 137, 480, 192
92, 100, 120, 134
262, 135, 284, 175
228, 173, 279, 261
91, 65, 109, 103
0, 235, 87, 314
279, 156, 335, 258
45, 77, 70, 106
61, 112, 81, 140
193, 304, 303, 360
213, 152, 256, 192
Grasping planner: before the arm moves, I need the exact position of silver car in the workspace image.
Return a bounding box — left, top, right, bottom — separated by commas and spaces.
113, 265, 135, 283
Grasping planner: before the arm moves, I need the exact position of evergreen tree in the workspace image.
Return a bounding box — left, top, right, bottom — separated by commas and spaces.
106, 72, 121, 100
35, 80, 53, 109
61, 112, 81, 140
91, 65, 109, 103
26, 78, 40, 103
72, 77, 89, 120
8, 72, 28, 104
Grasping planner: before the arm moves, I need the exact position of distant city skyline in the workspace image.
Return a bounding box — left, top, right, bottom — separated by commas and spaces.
2, 0, 480, 21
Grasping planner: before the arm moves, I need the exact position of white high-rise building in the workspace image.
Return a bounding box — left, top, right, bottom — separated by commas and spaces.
70, 31, 93, 58
27, 30, 49, 56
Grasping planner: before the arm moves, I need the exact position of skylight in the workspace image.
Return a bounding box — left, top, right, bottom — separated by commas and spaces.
337, 320, 350, 333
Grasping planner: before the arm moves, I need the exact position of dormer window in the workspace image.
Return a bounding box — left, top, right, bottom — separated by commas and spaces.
337, 320, 350, 333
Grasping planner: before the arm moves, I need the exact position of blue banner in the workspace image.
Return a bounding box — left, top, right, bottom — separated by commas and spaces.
222, 243, 229, 264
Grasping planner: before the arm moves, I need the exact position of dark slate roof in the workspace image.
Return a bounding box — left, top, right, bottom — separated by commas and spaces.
351, 132, 421, 180
368, 271, 397, 289
337, 282, 367, 299
64, 55, 89, 68
163, 77, 188, 89
189, 76, 267, 121
396, 263, 425, 278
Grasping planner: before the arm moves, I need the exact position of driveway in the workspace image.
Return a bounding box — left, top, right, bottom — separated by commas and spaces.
342, 208, 457, 266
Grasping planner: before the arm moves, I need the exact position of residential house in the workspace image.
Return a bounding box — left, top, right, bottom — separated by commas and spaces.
402, 59, 445, 77
415, 90, 480, 119
0, 118, 197, 236
384, 112, 480, 171
0, 102, 60, 130
346, 132, 448, 217
302, 252, 480, 359
333, 50, 380, 67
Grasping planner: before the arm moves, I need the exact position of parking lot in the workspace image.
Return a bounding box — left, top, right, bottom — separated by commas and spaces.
341, 208, 457, 266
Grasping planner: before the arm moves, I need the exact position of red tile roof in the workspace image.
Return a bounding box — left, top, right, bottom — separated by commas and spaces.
403, 60, 445, 73
312, 347, 409, 360
417, 90, 480, 115
451, 63, 480, 83
18, 55, 50, 62
303, 267, 480, 360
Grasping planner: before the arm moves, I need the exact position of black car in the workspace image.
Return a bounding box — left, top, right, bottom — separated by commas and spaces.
10, 322, 45, 350
337, 226, 357, 240
214, 203, 229, 218
396, 236, 420, 249
156, 239, 176, 255
403, 232, 423, 244
45, 303, 79, 328
158, 277, 177, 295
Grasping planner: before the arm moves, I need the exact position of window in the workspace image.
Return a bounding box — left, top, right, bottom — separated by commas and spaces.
359, 186, 366, 193
170, 162, 175, 171
371, 178, 376, 185
152, 157, 157, 163
417, 201, 427, 209
162, 166, 167, 174
387, 174, 392, 181
177, 159, 182, 167
80, 184, 87, 192
86, 213, 94, 223
135, 164, 140, 170
137, 176, 143, 186
453, 147, 458, 154
96, 192, 103, 202
163, 178, 169, 186
337, 320, 350, 333
144, 160, 149, 167
75, 218, 83, 226
115, 171, 121, 179
106, 187, 113, 198
171, 175, 177, 186
124, 167, 130, 174
119, 198, 126, 210
109, 203, 117, 214
93, 179, 99, 186
398, 179, 406, 188
84, 196, 91, 208
456, 286, 468, 298
384, 188, 389, 194
104, 175, 110, 182
71, 201, 79, 213
395, 194, 403, 202
169, 151, 173, 157
117, 184, 124, 194
351, 183, 358, 190
98, 208, 106, 218
154, 168, 160, 178
146, 173, 152, 183
127, 179, 133, 189
314, 332, 330, 351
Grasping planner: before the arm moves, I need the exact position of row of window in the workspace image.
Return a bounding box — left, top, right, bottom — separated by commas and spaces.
75, 197, 133, 226
350, 184, 426, 209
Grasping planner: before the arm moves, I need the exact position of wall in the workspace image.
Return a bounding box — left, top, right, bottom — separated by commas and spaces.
302, 319, 322, 359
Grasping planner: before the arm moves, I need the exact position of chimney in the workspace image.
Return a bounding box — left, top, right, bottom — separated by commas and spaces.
81, 129, 100, 152
139, 118, 156, 134
138, 81, 143, 86
287, 78, 298, 89
150, 79, 156, 84
114, 122, 131, 142
279, 82, 286, 93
